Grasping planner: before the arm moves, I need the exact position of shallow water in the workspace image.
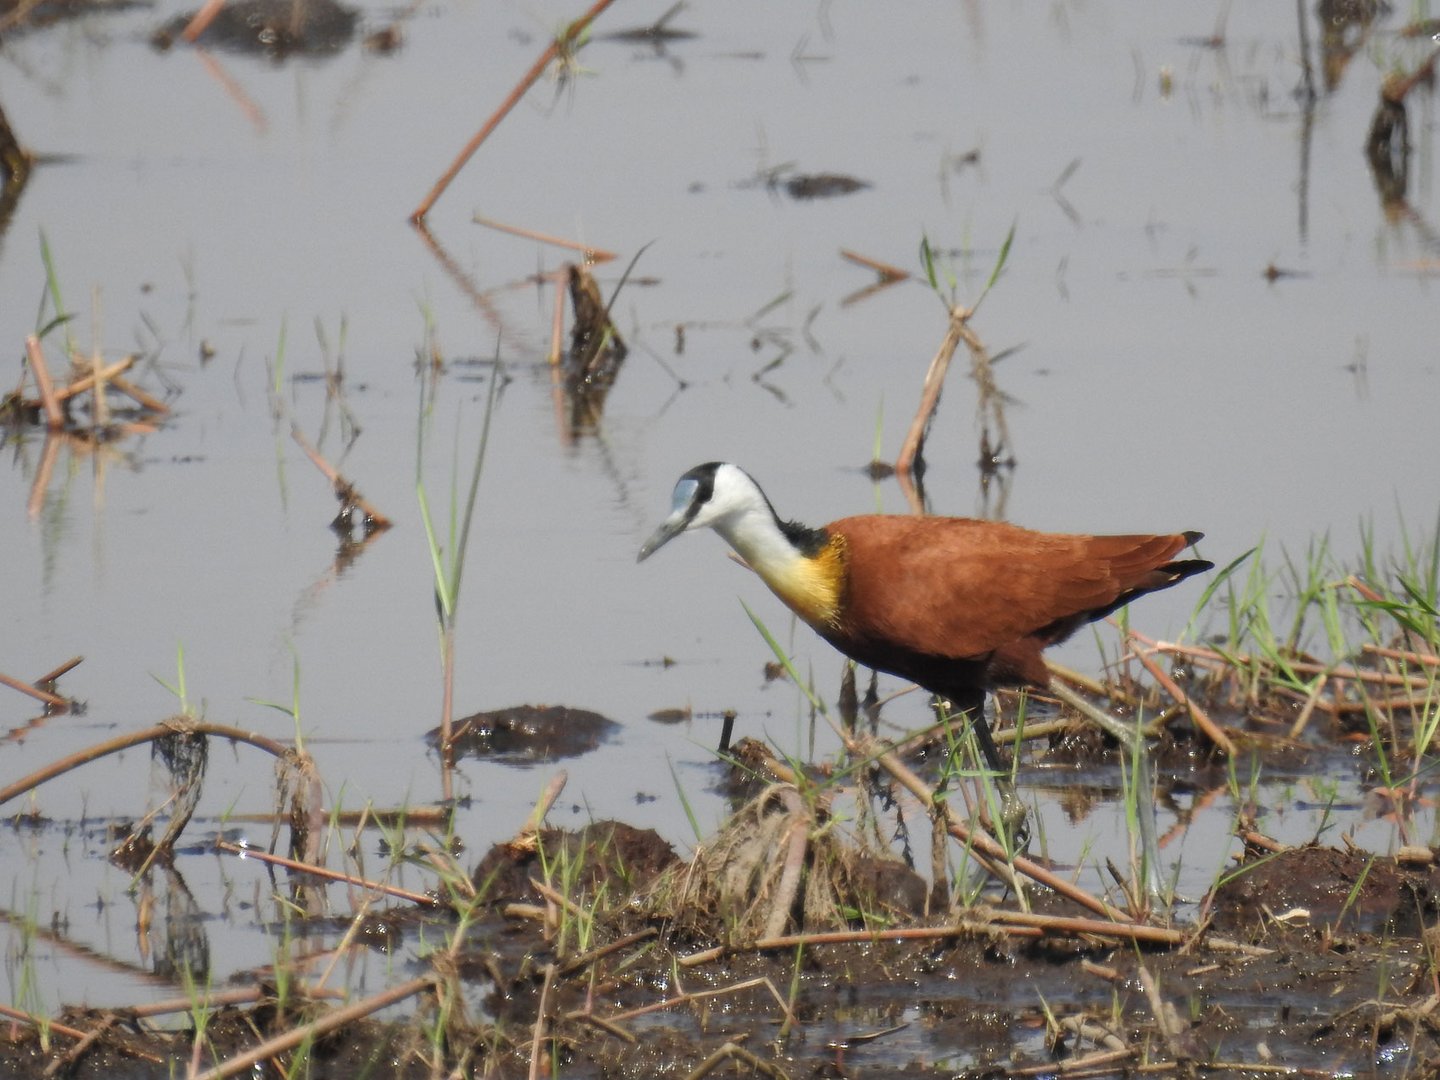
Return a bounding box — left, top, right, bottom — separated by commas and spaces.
1, 0, 1438, 1042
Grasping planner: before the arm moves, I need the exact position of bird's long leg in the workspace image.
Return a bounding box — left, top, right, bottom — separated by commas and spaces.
937, 696, 1028, 846
966, 708, 1009, 778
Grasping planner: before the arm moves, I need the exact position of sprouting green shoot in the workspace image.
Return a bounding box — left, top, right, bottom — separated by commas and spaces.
971, 219, 1016, 315
270, 317, 288, 409
742, 600, 828, 717
417, 354, 502, 624
151, 642, 191, 715
244, 642, 307, 753
919, 234, 940, 293
36, 230, 74, 345
667, 756, 704, 845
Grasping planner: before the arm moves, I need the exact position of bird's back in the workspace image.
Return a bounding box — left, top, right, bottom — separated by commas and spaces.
822, 515, 1206, 687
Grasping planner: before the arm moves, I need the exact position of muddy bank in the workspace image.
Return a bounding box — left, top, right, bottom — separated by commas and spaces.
6, 793, 1440, 1078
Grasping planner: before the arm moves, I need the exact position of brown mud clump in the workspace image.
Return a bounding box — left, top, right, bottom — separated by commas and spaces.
152, 0, 358, 56
471, 819, 678, 906
1213, 843, 1440, 937
436, 703, 619, 764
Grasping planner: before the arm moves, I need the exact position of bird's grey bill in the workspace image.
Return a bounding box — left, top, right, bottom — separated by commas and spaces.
637, 478, 701, 563
637, 516, 685, 562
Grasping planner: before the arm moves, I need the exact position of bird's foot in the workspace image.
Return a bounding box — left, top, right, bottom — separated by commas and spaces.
996, 784, 1031, 854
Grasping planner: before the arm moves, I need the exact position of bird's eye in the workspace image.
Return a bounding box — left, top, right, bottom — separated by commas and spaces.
672, 479, 699, 512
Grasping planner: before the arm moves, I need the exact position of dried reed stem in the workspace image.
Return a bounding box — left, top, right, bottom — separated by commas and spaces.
0, 671, 68, 708
213, 840, 437, 906
191, 977, 432, 1080
26, 336, 63, 429
0, 721, 293, 807
411, 0, 619, 222
474, 214, 616, 262
840, 248, 909, 282
1127, 632, 1235, 755
896, 307, 965, 480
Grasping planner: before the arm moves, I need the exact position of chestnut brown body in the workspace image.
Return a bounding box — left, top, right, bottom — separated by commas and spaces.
815, 515, 1209, 714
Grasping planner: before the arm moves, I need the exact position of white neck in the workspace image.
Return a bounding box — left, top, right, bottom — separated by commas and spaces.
711, 501, 803, 577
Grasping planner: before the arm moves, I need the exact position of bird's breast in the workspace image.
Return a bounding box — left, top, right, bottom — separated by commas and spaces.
755, 534, 847, 631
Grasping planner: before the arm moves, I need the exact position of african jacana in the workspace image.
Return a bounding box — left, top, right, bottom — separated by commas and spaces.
638, 463, 1212, 773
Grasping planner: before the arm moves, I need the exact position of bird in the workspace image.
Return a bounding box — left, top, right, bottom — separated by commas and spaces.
637, 462, 1212, 774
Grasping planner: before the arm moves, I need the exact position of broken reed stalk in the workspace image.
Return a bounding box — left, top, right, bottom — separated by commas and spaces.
528, 877, 593, 926
679, 920, 1039, 967
603, 975, 797, 1028
34, 655, 84, 684
411, 0, 619, 222
680, 911, 1269, 968
839, 248, 909, 282
51, 355, 134, 402
191, 976, 433, 1080
179, 0, 226, 42
118, 984, 342, 1020
1006, 1047, 1137, 1077
1127, 627, 1437, 692
521, 771, 569, 837
1365, 643, 1440, 668
683, 1040, 787, 1080
850, 731, 1125, 921
0, 721, 294, 807
1125, 630, 1236, 755
765, 786, 810, 940
25, 335, 63, 429
555, 927, 658, 978
212, 840, 438, 906
0, 1004, 95, 1046
474, 214, 617, 263
985, 910, 1268, 955
107, 373, 169, 414
0, 670, 68, 708
527, 963, 557, 1080
895, 306, 964, 481
42, 1015, 117, 1078
290, 424, 392, 529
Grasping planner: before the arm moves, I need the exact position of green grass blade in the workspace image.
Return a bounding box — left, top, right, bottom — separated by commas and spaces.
666, 757, 703, 844
448, 356, 503, 610
741, 600, 827, 716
